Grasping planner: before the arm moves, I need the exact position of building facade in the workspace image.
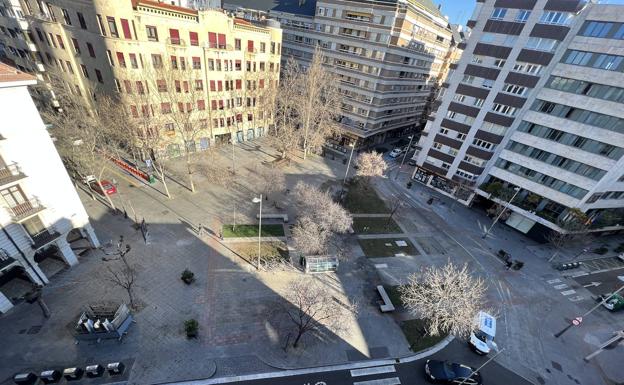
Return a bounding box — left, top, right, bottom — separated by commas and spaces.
412, 0, 624, 237
0, 63, 99, 313
223, 0, 456, 148
0, 0, 282, 157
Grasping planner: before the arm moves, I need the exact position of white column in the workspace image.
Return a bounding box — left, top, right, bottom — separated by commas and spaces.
56, 239, 78, 266
82, 223, 100, 249
0, 290, 13, 313
22, 259, 49, 285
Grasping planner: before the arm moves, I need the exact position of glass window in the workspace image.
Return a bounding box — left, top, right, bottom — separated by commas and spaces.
515, 10, 531, 23
491, 8, 507, 20
581, 21, 613, 37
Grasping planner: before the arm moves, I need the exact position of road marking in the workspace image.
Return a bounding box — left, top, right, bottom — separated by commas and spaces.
561, 290, 576, 296
353, 378, 401, 385
553, 284, 568, 290
374, 264, 388, 269
547, 278, 562, 284
569, 296, 585, 302
350, 365, 396, 377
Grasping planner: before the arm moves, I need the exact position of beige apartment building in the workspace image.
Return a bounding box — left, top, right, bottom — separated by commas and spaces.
0, 0, 282, 157
224, 0, 456, 149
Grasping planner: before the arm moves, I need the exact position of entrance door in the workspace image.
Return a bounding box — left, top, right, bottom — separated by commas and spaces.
257, 127, 264, 137
199, 137, 210, 150
22, 215, 46, 238
236, 130, 244, 143
247, 129, 254, 141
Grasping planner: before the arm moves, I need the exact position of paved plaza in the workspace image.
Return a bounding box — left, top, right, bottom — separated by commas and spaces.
0, 139, 623, 385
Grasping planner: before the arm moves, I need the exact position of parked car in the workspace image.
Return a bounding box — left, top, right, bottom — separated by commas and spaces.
469, 311, 497, 355
597, 293, 624, 311
389, 148, 403, 158
89, 179, 117, 196
408, 159, 418, 166
424, 360, 482, 384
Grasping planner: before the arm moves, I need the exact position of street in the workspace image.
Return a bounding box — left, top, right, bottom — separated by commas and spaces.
172, 341, 532, 385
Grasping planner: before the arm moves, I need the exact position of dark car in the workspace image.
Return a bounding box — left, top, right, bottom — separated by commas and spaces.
424, 360, 482, 385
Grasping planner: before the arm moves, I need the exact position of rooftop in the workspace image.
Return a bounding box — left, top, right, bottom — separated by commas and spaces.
0, 62, 35, 86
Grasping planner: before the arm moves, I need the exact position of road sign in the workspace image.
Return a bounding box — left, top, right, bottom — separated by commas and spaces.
572, 317, 583, 326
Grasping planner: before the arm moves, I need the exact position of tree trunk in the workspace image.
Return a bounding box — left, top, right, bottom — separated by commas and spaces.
186, 157, 195, 193
157, 163, 172, 199
127, 288, 135, 310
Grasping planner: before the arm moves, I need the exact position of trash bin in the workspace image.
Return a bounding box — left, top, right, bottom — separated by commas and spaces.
148, 174, 156, 184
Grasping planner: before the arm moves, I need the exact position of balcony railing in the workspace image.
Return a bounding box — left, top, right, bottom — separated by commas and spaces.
30, 226, 61, 250
8, 198, 45, 222
0, 163, 26, 185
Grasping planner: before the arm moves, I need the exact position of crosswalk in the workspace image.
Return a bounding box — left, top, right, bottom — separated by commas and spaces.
546, 278, 585, 302
350, 365, 401, 385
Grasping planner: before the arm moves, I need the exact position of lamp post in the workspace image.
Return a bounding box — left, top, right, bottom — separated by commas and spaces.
482, 186, 520, 239
458, 344, 504, 385
252, 195, 262, 270
395, 135, 414, 180
343, 142, 355, 186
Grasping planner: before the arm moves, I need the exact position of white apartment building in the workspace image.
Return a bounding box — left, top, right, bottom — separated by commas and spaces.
0, 62, 98, 313
412, 0, 624, 238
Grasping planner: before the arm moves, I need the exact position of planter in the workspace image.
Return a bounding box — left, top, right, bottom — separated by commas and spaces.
184, 319, 198, 338
181, 269, 195, 285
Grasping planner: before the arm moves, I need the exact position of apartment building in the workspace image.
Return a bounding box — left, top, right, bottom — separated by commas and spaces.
412, 0, 624, 237
0, 0, 282, 157
0, 63, 99, 313
223, 0, 455, 148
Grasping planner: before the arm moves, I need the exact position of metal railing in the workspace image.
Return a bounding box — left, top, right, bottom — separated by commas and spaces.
8, 197, 45, 221
30, 226, 60, 250
0, 163, 26, 185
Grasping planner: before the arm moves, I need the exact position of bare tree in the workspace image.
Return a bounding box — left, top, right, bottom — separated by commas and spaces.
268, 58, 300, 160
279, 278, 357, 348
103, 236, 137, 309
547, 209, 591, 262
399, 263, 488, 338
355, 151, 388, 181
256, 164, 286, 202
292, 181, 352, 255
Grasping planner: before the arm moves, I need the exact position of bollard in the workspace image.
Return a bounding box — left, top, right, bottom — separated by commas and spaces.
62, 367, 83, 381
106, 362, 125, 376
85, 364, 104, 378
13, 373, 36, 385
40, 370, 61, 384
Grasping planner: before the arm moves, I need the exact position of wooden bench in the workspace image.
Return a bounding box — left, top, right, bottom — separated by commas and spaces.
376, 285, 395, 312
256, 213, 289, 223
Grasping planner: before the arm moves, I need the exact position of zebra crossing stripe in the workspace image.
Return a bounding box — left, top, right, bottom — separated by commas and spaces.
350, 366, 396, 377
353, 378, 401, 385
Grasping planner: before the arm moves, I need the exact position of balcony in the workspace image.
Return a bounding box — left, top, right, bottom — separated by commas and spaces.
30, 226, 61, 250
0, 163, 26, 185
8, 198, 45, 222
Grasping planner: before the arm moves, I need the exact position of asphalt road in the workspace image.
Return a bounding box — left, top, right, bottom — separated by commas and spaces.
184, 341, 533, 385
572, 268, 624, 296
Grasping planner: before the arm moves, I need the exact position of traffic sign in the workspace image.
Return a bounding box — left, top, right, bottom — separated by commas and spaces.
572, 317, 583, 326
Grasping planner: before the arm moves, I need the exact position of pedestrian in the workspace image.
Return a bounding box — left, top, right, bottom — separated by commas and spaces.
219, 231, 223, 241
505, 260, 513, 270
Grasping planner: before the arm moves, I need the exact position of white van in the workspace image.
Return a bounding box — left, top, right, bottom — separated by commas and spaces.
469, 311, 496, 355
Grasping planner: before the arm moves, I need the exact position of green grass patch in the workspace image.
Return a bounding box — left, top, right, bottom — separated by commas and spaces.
222, 224, 284, 238
229, 241, 289, 265
343, 180, 389, 214
384, 285, 404, 307
358, 238, 418, 258
401, 319, 447, 352
353, 217, 402, 234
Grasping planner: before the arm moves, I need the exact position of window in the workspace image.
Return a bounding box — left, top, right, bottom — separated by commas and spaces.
80, 64, 89, 78
462, 75, 475, 84
107, 16, 119, 37
540, 11, 573, 26
95, 69, 103, 83
471, 55, 483, 64
526, 37, 558, 52
169, 28, 180, 44
116, 52, 126, 67
197, 100, 206, 111
235, 38, 241, 50
56, 35, 65, 49
77, 12, 87, 29
106, 50, 114, 66
473, 98, 484, 107
157, 79, 167, 92
260, 42, 266, 53
515, 10, 531, 23
457, 133, 467, 140
503, 83, 527, 96
247, 40, 254, 52
192, 56, 201, 69
195, 79, 203, 90
114, 79, 122, 92
453, 94, 466, 103
170, 55, 177, 69
62, 8, 71, 24
96, 14, 106, 36
160, 103, 172, 114
473, 139, 494, 150
146, 25, 158, 41
482, 79, 494, 89
129, 53, 138, 68
491, 8, 507, 20
71, 38, 80, 54
492, 103, 517, 116
66, 61, 74, 74
480, 33, 496, 43
152, 54, 162, 68
87, 42, 95, 58
189, 31, 198, 46
120, 19, 132, 39
493, 59, 506, 68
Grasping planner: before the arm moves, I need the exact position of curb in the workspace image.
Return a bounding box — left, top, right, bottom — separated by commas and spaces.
166, 335, 454, 385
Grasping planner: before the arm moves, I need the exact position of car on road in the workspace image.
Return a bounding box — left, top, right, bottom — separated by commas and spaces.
389, 148, 403, 158
88, 179, 117, 196
469, 311, 497, 355
597, 293, 624, 311
424, 360, 482, 384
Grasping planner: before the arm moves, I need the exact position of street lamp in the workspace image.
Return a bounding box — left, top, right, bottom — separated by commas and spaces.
482, 186, 520, 239
458, 343, 504, 385
343, 142, 356, 186
395, 135, 414, 180
252, 195, 262, 270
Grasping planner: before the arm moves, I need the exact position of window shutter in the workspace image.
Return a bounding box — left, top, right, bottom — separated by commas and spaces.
120, 19, 132, 39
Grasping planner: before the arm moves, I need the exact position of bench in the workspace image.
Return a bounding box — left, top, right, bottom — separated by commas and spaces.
376, 285, 395, 312
256, 213, 289, 223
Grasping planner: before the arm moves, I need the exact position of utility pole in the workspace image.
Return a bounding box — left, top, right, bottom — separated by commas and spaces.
482, 187, 520, 239
584, 330, 624, 361
395, 135, 414, 180
343, 142, 355, 186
